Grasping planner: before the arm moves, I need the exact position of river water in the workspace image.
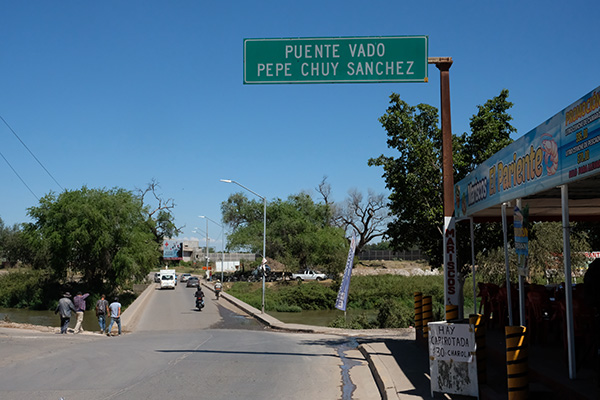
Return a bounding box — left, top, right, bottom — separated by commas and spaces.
1, 308, 103, 332
1, 307, 378, 330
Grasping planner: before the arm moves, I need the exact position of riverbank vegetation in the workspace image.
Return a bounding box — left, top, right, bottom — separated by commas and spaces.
0, 182, 178, 309
226, 274, 475, 329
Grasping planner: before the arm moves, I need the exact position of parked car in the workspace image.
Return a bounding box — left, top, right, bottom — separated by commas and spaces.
186, 276, 200, 288
291, 269, 327, 281
180, 273, 191, 282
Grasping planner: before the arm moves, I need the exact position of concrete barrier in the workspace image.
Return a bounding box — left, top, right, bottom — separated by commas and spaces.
121, 283, 156, 332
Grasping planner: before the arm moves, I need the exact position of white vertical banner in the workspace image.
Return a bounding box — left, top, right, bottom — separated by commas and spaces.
444, 216, 459, 307
335, 231, 357, 311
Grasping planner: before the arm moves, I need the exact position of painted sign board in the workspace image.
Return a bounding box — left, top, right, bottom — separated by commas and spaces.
454, 85, 600, 218
244, 36, 428, 84
429, 321, 478, 397
163, 240, 182, 260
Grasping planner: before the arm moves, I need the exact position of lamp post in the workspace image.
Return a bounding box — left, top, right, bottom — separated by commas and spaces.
197, 216, 210, 281
192, 228, 207, 270
220, 179, 267, 314
199, 216, 225, 284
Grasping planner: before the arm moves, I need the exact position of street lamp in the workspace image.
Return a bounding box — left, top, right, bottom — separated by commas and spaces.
199, 216, 225, 284
192, 228, 207, 270
220, 179, 267, 314
197, 216, 211, 281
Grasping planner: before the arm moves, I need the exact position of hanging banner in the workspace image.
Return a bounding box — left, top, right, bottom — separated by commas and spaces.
514, 206, 529, 276
335, 232, 357, 311
514, 206, 529, 257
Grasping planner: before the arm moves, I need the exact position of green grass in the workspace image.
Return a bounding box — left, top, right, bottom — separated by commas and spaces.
226, 274, 476, 329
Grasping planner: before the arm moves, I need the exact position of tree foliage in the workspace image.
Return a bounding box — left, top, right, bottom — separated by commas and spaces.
369, 90, 516, 268
221, 192, 348, 275
476, 222, 590, 284
24, 186, 162, 290
0, 218, 32, 267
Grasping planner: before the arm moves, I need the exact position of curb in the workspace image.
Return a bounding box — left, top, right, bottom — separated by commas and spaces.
358, 343, 397, 400
121, 282, 156, 332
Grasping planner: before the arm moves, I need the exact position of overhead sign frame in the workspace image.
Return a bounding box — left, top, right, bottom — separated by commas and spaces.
244, 36, 428, 84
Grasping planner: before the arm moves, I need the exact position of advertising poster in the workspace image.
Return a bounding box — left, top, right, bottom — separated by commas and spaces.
428, 321, 478, 397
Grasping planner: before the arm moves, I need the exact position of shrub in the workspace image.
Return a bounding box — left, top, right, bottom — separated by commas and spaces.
0, 270, 51, 309
329, 313, 376, 329
376, 299, 414, 328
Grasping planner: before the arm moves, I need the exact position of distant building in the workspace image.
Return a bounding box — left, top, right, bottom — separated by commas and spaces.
162, 239, 256, 272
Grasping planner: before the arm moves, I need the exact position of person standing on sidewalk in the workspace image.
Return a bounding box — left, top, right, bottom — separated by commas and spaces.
54, 292, 76, 334
95, 294, 109, 334
73, 291, 90, 334
107, 297, 122, 336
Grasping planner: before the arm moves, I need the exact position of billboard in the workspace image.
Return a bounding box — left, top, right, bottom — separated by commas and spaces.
163, 240, 183, 260
455, 85, 600, 218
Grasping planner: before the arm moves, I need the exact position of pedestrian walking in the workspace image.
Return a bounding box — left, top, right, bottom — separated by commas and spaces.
95, 294, 109, 334
107, 297, 122, 336
54, 292, 76, 334
73, 291, 90, 334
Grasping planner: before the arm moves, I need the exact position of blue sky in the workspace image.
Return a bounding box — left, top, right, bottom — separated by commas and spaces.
1, 1, 598, 248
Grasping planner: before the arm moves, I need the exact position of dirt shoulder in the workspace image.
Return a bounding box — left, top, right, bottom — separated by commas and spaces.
351, 259, 439, 276
0, 321, 58, 334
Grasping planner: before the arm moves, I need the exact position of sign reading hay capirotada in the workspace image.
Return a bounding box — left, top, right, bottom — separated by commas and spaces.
428, 321, 478, 397
244, 36, 428, 84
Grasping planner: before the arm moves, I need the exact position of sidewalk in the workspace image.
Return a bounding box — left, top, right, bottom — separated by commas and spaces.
204, 282, 599, 400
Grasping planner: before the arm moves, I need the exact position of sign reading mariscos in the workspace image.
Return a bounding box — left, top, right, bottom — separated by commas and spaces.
244, 36, 428, 84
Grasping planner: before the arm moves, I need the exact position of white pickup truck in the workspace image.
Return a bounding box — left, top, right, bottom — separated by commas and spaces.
291, 269, 327, 281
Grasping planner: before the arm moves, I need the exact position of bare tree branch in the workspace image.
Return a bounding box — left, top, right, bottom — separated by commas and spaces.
335, 188, 389, 253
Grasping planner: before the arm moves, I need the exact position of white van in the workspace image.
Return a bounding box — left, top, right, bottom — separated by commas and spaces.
159, 269, 176, 289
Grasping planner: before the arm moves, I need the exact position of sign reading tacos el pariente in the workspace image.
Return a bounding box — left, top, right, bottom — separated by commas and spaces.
455, 85, 600, 218
244, 36, 428, 84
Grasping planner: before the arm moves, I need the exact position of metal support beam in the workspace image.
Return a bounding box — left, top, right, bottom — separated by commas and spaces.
561, 184, 577, 379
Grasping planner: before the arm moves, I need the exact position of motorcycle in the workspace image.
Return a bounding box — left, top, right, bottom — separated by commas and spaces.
195, 295, 205, 311
215, 286, 222, 300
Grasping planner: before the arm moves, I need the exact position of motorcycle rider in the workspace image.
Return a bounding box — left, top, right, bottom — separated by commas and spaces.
194, 287, 205, 310
214, 280, 222, 300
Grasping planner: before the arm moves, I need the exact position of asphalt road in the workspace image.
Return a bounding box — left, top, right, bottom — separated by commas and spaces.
0, 282, 379, 400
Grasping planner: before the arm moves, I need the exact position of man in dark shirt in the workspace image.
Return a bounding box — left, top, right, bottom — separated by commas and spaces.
73, 291, 90, 334
95, 294, 109, 334
55, 292, 76, 334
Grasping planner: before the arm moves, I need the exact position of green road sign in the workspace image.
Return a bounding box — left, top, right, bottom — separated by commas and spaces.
244, 36, 428, 84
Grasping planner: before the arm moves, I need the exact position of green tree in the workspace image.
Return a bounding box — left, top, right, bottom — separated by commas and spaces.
221, 192, 348, 276
368, 94, 446, 266
369, 90, 516, 269
0, 218, 31, 267
477, 222, 589, 284
24, 186, 162, 290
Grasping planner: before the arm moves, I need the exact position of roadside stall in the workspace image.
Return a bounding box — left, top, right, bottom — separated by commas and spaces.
454, 84, 600, 380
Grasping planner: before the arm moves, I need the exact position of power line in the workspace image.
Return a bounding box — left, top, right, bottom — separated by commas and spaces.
0, 114, 64, 191
0, 150, 39, 200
